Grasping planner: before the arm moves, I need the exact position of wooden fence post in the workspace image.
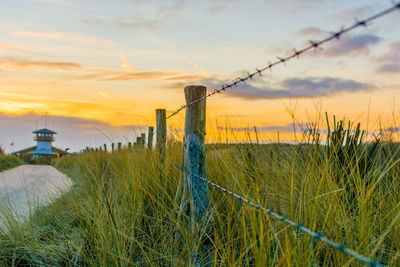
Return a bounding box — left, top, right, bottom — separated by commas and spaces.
182, 85, 211, 265
148, 126, 154, 149
118, 142, 121, 151
156, 109, 166, 159
136, 136, 141, 147
111, 143, 115, 152
104, 144, 107, 152
141, 133, 146, 146
128, 142, 132, 149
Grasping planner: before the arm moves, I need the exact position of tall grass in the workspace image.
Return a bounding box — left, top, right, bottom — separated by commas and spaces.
0, 117, 400, 266
0, 149, 24, 172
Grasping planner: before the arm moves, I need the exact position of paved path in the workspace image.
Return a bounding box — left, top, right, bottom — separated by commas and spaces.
0, 165, 71, 228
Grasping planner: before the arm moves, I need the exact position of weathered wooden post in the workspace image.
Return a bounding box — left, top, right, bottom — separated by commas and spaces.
148, 126, 154, 149
141, 133, 146, 146
104, 144, 107, 152
118, 142, 121, 150
182, 85, 211, 265
156, 109, 166, 159
136, 136, 141, 147
111, 143, 115, 152
128, 142, 132, 149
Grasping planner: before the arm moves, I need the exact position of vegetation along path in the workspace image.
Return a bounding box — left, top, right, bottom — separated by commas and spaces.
0, 165, 71, 228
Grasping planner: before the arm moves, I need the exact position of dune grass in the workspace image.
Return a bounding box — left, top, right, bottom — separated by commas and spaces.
0, 118, 400, 266
0, 154, 24, 173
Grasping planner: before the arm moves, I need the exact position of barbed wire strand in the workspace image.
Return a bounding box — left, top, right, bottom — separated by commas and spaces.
173, 164, 386, 267
167, 3, 400, 119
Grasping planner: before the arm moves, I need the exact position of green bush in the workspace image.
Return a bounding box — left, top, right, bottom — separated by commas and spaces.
0, 154, 24, 172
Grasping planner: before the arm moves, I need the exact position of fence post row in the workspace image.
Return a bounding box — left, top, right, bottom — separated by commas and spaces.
182, 85, 212, 264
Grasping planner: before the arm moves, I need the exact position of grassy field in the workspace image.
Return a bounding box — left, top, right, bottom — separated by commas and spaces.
0, 148, 24, 172
0, 119, 400, 266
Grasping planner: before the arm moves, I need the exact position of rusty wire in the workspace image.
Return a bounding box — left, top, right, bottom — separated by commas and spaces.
167, 2, 400, 119
173, 164, 386, 266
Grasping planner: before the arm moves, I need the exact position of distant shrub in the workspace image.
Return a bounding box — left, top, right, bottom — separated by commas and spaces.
0, 154, 24, 172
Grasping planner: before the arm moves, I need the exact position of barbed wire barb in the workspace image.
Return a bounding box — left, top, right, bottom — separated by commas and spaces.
166, 3, 400, 120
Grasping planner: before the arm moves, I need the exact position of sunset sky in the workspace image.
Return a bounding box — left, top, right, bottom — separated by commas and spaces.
1, 0, 400, 152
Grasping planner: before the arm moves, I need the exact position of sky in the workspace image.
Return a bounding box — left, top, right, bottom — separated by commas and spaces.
0, 0, 400, 153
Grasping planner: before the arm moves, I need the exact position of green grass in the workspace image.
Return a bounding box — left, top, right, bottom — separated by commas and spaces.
1, 119, 400, 266
0, 154, 24, 172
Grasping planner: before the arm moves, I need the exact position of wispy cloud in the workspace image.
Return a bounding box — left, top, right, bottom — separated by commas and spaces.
0, 54, 209, 84
98, 91, 112, 99
12, 31, 113, 46
294, 27, 381, 58
375, 42, 400, 73
0, 45, 57, 58
166, 75, 376, 100
119, 53, 139, 73
0, 92, 54, 100
182, 56, 209, 76
101, 70, 186, 81
116, 18, 158, 30
329, 6, 375, 21
0, 56, 81, 72
105, 0, 186, 30
82, 18, 103, 25
376, 64, 400, 73
229, 77, 375, 100
296, 27, 325, 36
323, 34, 380, 57
54, 60, 210, 83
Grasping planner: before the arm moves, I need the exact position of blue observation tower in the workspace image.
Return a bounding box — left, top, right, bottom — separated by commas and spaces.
29, 128, 58, 159
12, 127, 69, 163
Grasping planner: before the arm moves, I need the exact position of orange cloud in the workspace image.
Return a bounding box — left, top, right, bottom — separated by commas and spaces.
0, 45, 58, 58
0, 56, 81, 71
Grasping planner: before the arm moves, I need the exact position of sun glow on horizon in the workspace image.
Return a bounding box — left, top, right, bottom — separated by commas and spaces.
0, 0, 400, 151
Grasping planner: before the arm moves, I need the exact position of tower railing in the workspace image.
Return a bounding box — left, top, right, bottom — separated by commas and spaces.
34, 136, 55, 141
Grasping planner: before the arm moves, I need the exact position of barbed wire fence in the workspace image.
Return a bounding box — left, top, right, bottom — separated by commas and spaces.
173, 164, 385, 267
79, 2, 400, 266
162, 3, 400, 267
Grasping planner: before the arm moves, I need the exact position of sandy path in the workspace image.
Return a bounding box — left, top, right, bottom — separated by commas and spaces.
0, 165, 71, 227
